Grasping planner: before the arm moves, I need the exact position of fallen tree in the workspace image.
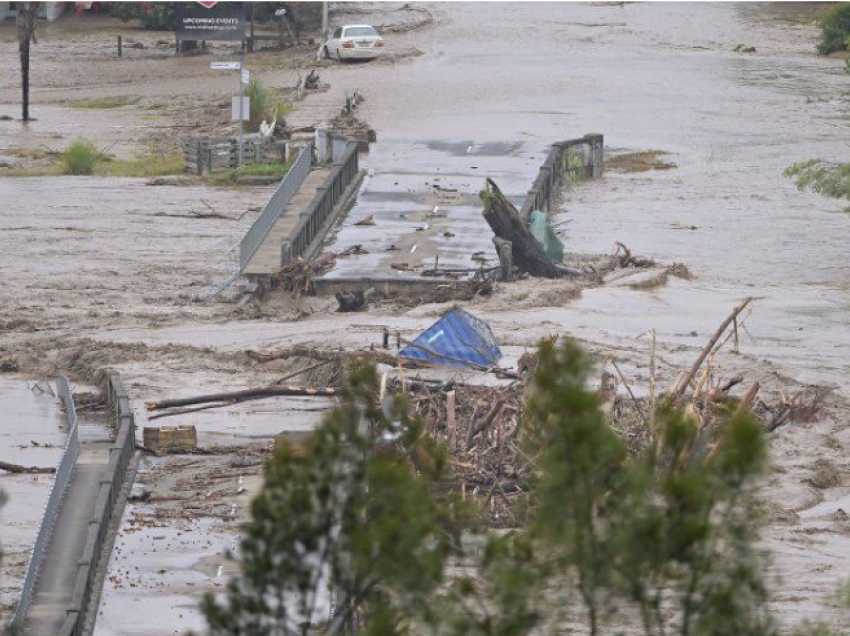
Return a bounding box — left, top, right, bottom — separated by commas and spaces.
480, 178, 564, 278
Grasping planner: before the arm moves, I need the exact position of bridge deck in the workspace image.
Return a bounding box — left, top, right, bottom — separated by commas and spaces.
243, 167, 330, 276
23, 442, 110, 635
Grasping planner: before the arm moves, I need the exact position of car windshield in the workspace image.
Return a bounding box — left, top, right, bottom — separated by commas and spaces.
344, 27, 378, 38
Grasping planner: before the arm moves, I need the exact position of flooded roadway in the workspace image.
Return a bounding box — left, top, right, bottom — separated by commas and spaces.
324, 2, 850, 390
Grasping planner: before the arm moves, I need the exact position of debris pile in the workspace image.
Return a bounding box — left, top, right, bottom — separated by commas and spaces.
391, 377, 527, 527
330, 112, 377, 147
389, 299, 829, 526
271, 253, 336, 298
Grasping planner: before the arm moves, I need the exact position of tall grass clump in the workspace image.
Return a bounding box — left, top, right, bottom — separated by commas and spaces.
61, 139, 100, 175
245, 79, 290, 132
819, 3, 850, 54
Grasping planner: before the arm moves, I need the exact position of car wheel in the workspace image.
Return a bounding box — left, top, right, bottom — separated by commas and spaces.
335, 49, 343, 62
322, 45, 330, 59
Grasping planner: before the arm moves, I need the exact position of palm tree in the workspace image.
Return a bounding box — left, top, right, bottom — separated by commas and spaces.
17, 2, 38, 122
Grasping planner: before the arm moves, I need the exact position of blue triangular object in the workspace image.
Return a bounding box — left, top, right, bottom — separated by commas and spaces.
399, 308, 501, 369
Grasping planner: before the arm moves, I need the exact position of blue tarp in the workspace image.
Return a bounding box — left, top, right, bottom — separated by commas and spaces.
399, 308, 502, 369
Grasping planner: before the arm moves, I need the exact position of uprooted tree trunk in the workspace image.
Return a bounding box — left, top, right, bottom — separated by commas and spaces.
480, 178, 564, 278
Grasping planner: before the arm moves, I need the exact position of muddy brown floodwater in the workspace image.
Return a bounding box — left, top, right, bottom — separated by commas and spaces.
0, 379, 64, 615
2, 1, 850, 633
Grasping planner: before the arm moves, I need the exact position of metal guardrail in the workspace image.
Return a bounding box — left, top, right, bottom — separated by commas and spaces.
12, 372, 137, 636
519, 133, 604, 220
12, 374, 80, 628
239, 141, 314, 271
283, 139, 360, 265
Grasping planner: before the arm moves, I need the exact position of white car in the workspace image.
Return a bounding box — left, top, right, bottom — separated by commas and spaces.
323, 25, 385, 61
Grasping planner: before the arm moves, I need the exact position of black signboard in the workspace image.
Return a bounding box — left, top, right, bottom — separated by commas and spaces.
175, 3, 246, 42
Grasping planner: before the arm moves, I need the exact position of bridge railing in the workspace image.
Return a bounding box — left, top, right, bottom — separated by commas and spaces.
239, 142, 314, 271
59, 371, 137, 636
282, 139, 359, 265
12, 375, 80, 628
519, 133, 604, 220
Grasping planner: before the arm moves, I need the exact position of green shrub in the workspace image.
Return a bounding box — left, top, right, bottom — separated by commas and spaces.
818, 3, 850, 54
111, 2, 177, 30
245, 79, 289, 132
61, 139, 100, 175
785, 159, 850, 202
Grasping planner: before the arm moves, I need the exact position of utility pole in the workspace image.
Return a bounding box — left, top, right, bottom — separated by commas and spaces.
16, 2, 38, 122
322, 1, 329, 39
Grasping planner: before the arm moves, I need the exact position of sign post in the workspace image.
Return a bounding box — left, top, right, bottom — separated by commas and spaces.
211, 60, 249, 167
238, 61, 248, 166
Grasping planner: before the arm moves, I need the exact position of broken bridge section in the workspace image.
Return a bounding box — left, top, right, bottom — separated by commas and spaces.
313, 134, 604, 291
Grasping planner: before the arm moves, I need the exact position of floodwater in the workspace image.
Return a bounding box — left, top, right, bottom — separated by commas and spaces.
324, 2, 850, 391
0, 378, 63, 616
4, 1, 850, 631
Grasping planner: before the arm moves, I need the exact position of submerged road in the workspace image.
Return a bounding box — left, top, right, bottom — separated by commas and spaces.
320, 2, 850, 391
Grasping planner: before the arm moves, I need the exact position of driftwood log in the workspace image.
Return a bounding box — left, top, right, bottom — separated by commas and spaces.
246, 345, 399, 367
674, 297, 753, 396
614, 241, 654, 268
0, 460, 55, 474
481, 179, 563, 278
147, 385, 337, 411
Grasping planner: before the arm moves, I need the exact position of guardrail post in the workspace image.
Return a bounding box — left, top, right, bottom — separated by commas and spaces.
583, 133, 604, 177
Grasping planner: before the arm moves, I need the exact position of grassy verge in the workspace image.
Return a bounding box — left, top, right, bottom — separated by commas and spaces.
3, 147, 58, 161
206, 161, 293, 187
606, 150, 677, 173
100, 153, 185, 177
69, 97, 138, 109
1, 139, 184, 178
